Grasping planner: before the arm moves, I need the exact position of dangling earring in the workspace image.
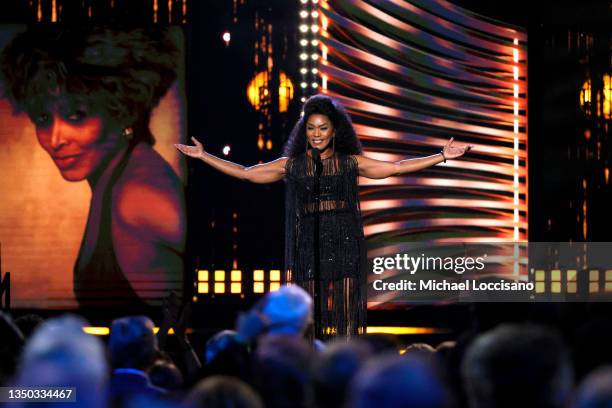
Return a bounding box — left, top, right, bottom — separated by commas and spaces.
123, 127, 134, 140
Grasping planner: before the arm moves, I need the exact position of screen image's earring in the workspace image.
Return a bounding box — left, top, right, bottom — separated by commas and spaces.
123, 127, 134, 140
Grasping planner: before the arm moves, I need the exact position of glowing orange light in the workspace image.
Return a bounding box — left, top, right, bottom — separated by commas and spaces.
580, 79, 592, 116
603, 73, 611, 120
366, 326, 442, 335
279, 71, 294, 112
247, 71, 294, 113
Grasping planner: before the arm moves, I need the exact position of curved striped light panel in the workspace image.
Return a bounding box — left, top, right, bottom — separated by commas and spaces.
318, 0, 528, 244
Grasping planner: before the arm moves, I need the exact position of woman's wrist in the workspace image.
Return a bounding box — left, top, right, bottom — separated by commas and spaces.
440, 151, 446, 163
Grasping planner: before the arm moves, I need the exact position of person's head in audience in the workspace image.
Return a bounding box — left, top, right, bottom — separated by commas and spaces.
573, 315, 612, 380
149, 359, 183, 391
14, 314, 44, 339
254, 334, 313, 408
185, 375, 263, 408
572, 366, 612, 408
201, 329, 253, 384
0, 312, 24, 385
15, 315, 108, 408
109, 315, 158, 371
261, 285, 313, 336
205, 330, 238, 364
236, 285, 313, 343
348, 352, 451, 408
461, 323, 573, 408
436, 341, 456, 354
312, 339, 372, 408
404, 342, 436, 356
434, 340, 458, 390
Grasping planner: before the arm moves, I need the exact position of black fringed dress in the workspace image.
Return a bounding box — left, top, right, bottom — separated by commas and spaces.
284, 152, 366, 337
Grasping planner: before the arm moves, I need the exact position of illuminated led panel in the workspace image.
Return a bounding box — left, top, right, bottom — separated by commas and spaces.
270, 269, 281, 282
320, 0, 528, 309
320, 0, 527, 244
198, 270, 209, 282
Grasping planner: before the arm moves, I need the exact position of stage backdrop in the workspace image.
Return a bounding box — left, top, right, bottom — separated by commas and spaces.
312, 0, 528, 308
0, 25, 187, 308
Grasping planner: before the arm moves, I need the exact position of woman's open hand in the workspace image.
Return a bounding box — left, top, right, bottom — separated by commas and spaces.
174, 136, 205, 159
442, 137, 473, 160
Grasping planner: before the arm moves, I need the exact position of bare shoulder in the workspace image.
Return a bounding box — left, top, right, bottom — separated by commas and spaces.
277, 156, 290, 171
352, 154, 369, 166
123, 144, 183, 185
113, 144, 186, 245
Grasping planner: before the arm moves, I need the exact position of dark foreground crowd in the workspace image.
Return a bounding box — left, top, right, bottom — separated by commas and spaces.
2, 286, 612, 408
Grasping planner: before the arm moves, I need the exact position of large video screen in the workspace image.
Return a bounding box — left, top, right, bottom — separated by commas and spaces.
0, 25, 187, 309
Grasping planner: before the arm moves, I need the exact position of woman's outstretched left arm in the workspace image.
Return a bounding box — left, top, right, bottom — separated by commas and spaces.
356, 137, 473, 179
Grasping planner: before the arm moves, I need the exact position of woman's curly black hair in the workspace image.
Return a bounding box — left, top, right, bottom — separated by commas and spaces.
0, 25, 180, 145
283, 94, 363, 158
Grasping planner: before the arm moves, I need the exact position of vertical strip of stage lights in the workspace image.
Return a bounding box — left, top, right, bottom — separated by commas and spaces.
513, 38, 520, 275
319, 0, 327, 92
513, 38, 520, 242
299, 0, 320, 102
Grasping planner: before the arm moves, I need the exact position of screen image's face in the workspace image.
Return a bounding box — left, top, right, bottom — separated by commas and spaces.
0, 26, 187, 309
31, 101, 121, 182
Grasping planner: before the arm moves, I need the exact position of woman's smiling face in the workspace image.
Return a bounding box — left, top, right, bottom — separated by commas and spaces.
31, 98, 124, 182
306, 113, 334, 153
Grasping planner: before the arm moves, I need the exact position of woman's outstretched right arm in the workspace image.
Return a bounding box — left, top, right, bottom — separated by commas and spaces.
174, 137, 287, 184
